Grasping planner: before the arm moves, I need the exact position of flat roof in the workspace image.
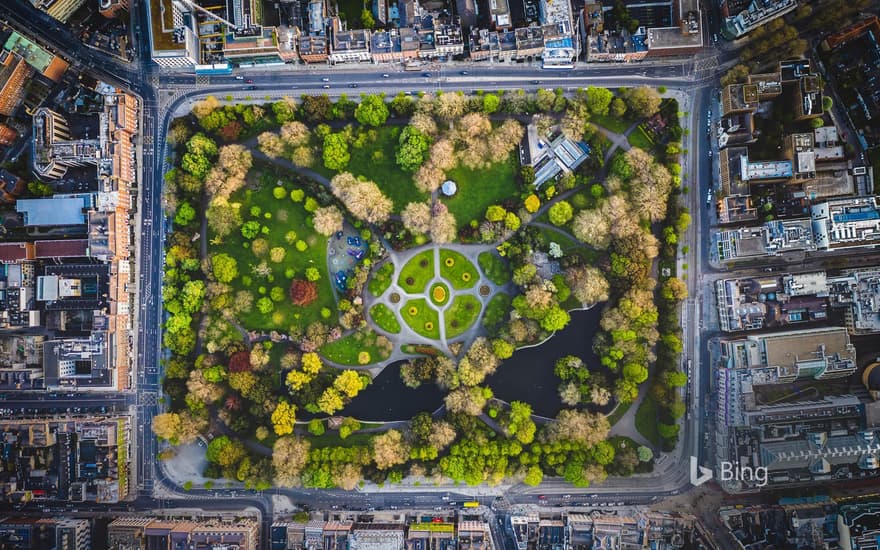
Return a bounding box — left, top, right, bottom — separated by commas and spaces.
16, 197, 89, 226
3, 32, 67, 81
149, 0, 185, 52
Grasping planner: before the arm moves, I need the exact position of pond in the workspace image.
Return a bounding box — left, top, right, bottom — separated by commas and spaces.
339, 307, 605, 421
487, 307, 605, 418
340, 361, 444, 422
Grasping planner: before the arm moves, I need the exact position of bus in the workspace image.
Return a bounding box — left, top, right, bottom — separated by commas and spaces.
463, 501, 480, 508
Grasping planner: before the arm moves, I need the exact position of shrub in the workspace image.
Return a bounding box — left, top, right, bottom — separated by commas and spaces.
295, 240, 308, 252
304, 197, 319, 212
273, 186, 287, 199
290, 189, 305, 202
305, 267, 321, 281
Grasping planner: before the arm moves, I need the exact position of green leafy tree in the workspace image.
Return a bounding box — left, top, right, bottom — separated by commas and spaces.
174, 201, 196, 226
583, 86, 613, 115
482, 93, 501, 114
308, 419, 325, 435
323, 133, 351, 171
396, 126, 431, 172
540, 306, 570, 332
355, 95, 389, 127
548, 201, 574, 226
360, 8, 376, 28
211, 253, 238, 283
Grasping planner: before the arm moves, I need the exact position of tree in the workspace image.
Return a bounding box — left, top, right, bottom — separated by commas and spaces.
152, 412, 182, 443
540, 306, 570, 332
360, 7, 375, 28
523, 465, 543, 486
289, 279, 318, 306
543, 409, 610, 446
273, 436, 310, 487
505, 401, 536, 444
313, 205, 344, 236
621, 86, 662, 118
428, 421, 457, 450
482, 93, 501, 114
258, 132, 285, 158
318, 387, 344, 415
372, 429, 410, 470
583, 86, 613, 115
271, 400, 298, 435
206, 435, 246, 467
211, 254, 238, 283
565, 265, 609, 304
396, 126, 431, 172
661, 277, 688, 302
354, 95, 389, 127
548, 201, 573, 226
401, 201, 432, 234
174, 201, 196, 226
323, 133, 350, 171
430, 201, 456, 244
720, 64, 750, 86
339, 417, 362, 439
333, 370, 366, 398
444, 386, 487, 415
301, 95, 332, 122
559, 382, 580, 406
330, 173, 393, 224
622, 362, 649, 384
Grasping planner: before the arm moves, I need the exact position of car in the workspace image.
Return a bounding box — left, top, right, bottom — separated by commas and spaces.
349, 83, 359, 88
234, 75, 244, 80
562, 494, 571, 499
538, 495, 546, 500
460, 70, 468, 75
531, 80, 541, 84
245, 78, 254, 84
381, 73, 390, 78
422, 72, 432, 77
708, 149, 713, 158
322, 77, 330, 82
245, 85, 257, 90
323, 84, 331, 89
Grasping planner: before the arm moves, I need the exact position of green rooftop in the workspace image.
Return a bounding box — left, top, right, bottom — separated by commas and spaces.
4, 32, 53, 72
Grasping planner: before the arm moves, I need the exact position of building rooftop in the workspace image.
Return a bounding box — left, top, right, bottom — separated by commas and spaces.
16, 195, 92, 227
811, 196, 880, 250
2, 31, 68, 81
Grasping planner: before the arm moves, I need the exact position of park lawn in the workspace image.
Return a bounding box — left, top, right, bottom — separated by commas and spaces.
590, 113, 633, 134
309, 430, 373, 449
368, 261, 395, 297
319, 329, 392, 365
212, 172, 336, 330
442, 153, 518, 228
369, 303, 401, 334
482, 293, 510, 329
478, 251, 511, 285
439, 249, 478, 290
634, 396, 661, 446
401, 298, 440, 339
346, 126, 428, 213
627, 125, 655, 150
444, 295, 482, 338
398, 250, 434, 293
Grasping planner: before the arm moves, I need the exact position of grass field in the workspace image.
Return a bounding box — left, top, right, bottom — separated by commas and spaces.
401, 298, 440, 339
369, 303, 401, 334
590, 113, 633, 134
368, 261, 395, 297
477, 251, 511, 285
482, 293, 510, 329
627, 125, 655, 150
439, 249, 478, 290
634, 396, 660, 445
319, 329, 392, 365
444, 295, 482, 338
442, 153, 518, 227
398, 250, 435, 293
341, 126, 429, 213
211, 172, 335, 330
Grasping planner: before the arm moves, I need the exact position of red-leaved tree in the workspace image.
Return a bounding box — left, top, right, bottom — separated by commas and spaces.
290, 279, 318, 306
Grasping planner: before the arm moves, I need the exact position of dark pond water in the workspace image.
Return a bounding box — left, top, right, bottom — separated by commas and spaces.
341, 361, 445, 421
340, 307, 604, 421
487, 306, 605, 418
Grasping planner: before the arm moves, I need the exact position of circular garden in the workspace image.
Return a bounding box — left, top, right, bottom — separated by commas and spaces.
368, 247, 499, 341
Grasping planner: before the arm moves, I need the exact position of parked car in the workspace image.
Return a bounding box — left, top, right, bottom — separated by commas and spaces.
234, 75, 244, 80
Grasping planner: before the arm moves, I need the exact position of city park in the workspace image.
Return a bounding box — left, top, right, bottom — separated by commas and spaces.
154, 86, 691, 490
